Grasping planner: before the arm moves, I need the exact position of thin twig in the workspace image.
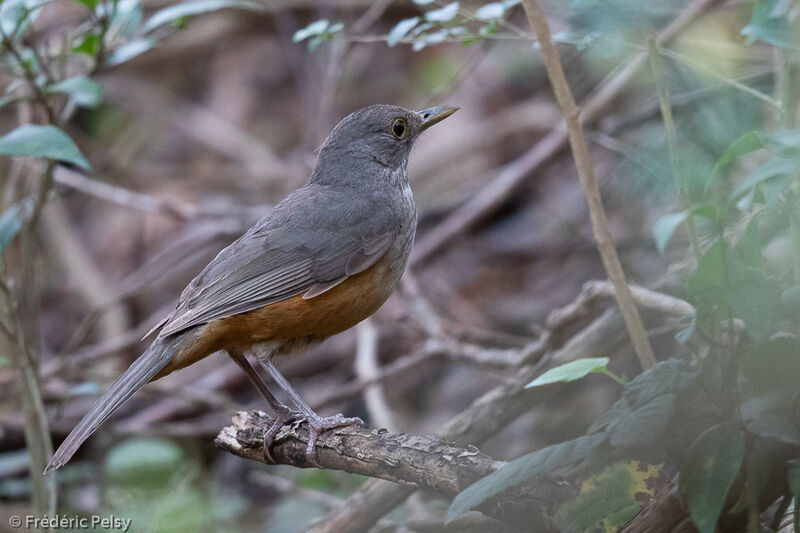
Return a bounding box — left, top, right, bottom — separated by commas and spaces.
354, 319, 396, 431
53, 165, 197, 220
658, 46, 780, 109
649, 40, 702, 259
520, 0, 657, 370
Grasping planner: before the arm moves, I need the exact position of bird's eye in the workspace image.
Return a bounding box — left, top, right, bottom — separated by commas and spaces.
391, 118, 407, 139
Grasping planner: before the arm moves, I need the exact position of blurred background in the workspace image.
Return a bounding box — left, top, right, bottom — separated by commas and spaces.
0, 0, 794, 531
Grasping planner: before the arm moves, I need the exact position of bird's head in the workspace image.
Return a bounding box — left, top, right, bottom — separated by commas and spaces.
311, 104, 458, 185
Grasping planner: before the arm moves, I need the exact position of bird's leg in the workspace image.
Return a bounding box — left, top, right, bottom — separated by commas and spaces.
227, 351, 293, 463
258, 359, 364, 460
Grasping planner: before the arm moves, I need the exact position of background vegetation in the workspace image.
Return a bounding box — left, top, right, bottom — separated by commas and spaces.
0, 0, 799, 531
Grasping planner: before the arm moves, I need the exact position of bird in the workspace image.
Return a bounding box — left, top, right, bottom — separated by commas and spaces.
45, 103, 458, 473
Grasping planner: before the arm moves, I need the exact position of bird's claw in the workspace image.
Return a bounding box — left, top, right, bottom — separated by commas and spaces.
261, 407, 294, 463
304, 413, 364, 463
262, 410, 363, 466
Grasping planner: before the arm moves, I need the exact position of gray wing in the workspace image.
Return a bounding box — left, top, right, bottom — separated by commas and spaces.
157, 185, 400, 337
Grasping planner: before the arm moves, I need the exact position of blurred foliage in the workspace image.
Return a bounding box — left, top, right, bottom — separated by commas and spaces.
2, 0, 800, 530
98, 439, 243, 532
555, 461, 667, 533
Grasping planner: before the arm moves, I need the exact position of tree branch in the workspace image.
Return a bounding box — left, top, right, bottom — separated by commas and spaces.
216, 410, 568, 531
216, 410, 502, 493
245, 308, 627, 533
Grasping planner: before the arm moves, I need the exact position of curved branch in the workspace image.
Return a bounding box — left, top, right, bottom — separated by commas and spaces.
216, 410, 569, 531
216, 410, 502, 494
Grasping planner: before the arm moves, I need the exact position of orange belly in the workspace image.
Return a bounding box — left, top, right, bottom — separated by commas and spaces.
153, 259, 397, 379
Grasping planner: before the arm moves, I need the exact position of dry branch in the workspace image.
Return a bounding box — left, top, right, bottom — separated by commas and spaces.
521, 0, 656, 370
216, 410, 503, 494
216, 410, 567, 531
247, 308, 628, 533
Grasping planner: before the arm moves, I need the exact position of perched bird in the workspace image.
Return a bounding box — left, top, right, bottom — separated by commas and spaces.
45, 104, 457, 472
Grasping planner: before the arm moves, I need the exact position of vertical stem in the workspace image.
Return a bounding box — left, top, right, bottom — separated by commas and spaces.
794, 496, 799, 533
18, 174, 57, 519
649, 40, 702, 259
792, 212, 800, 286
777, 49, 799, 130
3, 330, 56, 518
520, 0, 657, 370
779, 49, 800, 284
744, 444, 762, 533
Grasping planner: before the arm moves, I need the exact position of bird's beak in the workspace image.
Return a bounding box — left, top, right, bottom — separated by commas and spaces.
418, 105, 458, 131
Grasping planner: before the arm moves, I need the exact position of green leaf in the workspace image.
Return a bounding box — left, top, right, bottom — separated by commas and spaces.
0, 0, 46, 41
446, 434, 604, 523
746, 414, 800, 446
478, 24, 498, 37
758, 173, 789, 205
708, 131, 765, 191
734, 215, 764, 271
681, 423, 744, 533
105, 438, 184, 486
767, 128, 800, 157
388, 17, 419, 46
653, 211, 688, 254
72, 0, 97, 10
730, 157, 798, 199
0, 198, 33, 253
688, 240, 726, 293
109, 0, 142, 38
741, 338, 800, 400
0, 124, 90, 169
691, 204, 718, 221
0, 356, 7, 367
606, 393, 675, 448
741, 0, 800, 50
726, 279, 779, 343
143, 0, 262, 33
412, 30, 448, 51
293, 19, 329, 42
589, 359, 694, 445
556, 461, 663, 533
526, 357, 610, 388
46, 75, 102, 108
475, 2, 504, 20
104, 39, 155, 66
426, 2, 459, 23
73, 33, 100, 56
781, 286, 800, 319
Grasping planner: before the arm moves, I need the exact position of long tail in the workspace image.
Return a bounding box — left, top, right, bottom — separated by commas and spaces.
44, 330, 192, 473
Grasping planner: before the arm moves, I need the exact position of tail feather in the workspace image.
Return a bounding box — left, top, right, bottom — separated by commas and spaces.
44, 331, 191, 473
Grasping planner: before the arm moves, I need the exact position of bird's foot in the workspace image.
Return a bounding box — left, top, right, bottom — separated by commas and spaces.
262, 408, 363, 466
304, 413, 364, 464
262, 405, 294, 464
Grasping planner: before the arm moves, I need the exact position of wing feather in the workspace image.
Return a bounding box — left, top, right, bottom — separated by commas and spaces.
157, 192, 398, 338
